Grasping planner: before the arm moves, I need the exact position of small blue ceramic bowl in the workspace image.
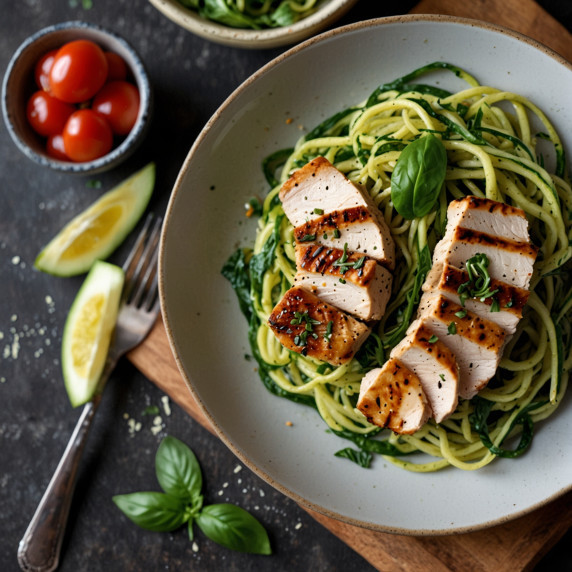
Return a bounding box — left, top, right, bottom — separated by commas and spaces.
2, 21, 152, 175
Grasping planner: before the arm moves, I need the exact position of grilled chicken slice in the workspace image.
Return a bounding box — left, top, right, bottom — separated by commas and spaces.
446, 196, 531, 242
357, 358, 431, 434
294, 244, 392, 321
268, 286, 371, 366
391, 322, 459, 423
421, 262, 529, 335
432, 226, 537, 289
414, 294, 506, 399
293, 206, 394, 268
280, 156, 395, 269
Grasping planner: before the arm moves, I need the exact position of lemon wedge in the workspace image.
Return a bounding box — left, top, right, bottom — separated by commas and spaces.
62, 260, 124, 407
35, 162, 155, 276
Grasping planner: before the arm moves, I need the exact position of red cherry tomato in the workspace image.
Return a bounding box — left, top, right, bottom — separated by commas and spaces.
63, 109, 113, 162
92, 81, 140, 136
49, 40, 108, 103
26, 91, 75, 137
34, 49, 58, 91
104, 52, 127, 82
46, 134, 69, 161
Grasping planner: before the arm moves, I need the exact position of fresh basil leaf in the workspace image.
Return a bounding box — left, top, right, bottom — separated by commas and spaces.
112, 492, 188, 532
155, 436, 203, 504
334, 447, 373, 468
391, 133, 447, 219
196, 504, 271, 555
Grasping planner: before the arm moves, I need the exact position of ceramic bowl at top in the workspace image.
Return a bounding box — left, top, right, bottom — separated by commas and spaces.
159, 15, 572, 534
2, 21, 152, 175
148, 0, 359, 49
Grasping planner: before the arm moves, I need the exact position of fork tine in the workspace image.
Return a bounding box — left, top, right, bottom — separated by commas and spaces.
129, 217, 161, 307
122, 214, 161, 302
131, 240, 160, 310
123, 213, 154, 275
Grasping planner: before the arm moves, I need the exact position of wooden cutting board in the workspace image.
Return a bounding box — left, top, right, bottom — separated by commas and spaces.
129, 1, 572, 569
129, 318, 572, 572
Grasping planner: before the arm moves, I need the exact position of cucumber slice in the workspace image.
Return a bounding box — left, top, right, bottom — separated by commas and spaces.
35, 162, 155, 277
62, 260, 124, 407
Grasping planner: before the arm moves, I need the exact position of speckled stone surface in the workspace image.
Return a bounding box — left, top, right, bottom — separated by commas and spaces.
1, 1, 571, 571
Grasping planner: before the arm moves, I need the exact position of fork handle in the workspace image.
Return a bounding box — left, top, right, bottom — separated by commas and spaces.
17, 396, 101, 572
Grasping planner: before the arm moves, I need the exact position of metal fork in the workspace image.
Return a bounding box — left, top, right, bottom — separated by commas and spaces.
17, 214, 163, 572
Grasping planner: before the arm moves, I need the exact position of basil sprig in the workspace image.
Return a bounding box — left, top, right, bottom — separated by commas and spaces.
113, 436, 271, 555
390, 133, 447, 219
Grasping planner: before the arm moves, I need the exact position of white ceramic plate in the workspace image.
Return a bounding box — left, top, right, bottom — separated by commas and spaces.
159, 15, 572, 534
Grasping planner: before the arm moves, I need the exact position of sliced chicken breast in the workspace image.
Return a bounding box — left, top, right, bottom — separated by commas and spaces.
391, 322, 459, 423
432, 226, 537, 289
280, 156, 395, 268
421, 262, 529, 335
293, 206, 394, 269
293, 243, 392, 321
357, 358, 431, 435
268, 286, 371, 366
446, 196, 530, 242
414, 294, 506, 399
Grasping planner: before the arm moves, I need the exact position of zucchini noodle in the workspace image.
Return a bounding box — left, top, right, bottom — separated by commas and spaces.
178, 0, 320, 30
224, 62, 572, 472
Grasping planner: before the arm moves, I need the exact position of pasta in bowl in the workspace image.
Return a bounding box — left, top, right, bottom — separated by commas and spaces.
159, 16, 572, 533
223, 61, 571, 473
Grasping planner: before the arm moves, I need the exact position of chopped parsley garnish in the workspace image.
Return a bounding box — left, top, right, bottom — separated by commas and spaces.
455, 309, 467, 319
447, 322, 457, 335
85, 179, 102, 189
333, 244, 366, 273
314, 208, 324, 215
333, 228, 341, 239
352, 256, 366, 270
428, 334, 439, 343
457, 253, 499, 306
142, 405, 160, 416
299, 233, 317, 242
291, 311, 321, 347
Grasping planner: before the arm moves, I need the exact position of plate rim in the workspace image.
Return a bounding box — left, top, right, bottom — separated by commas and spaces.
158, 13, 572, 535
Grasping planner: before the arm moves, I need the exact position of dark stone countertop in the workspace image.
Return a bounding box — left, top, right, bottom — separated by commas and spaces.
1, 1, 571, 571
